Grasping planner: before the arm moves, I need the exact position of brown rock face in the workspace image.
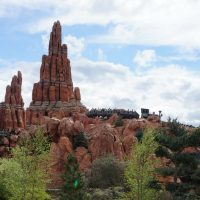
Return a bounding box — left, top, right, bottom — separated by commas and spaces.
75, 147, 91, 171
0, 71, 25, 130
27, 21, 86, 125
40, 114, 163, 187
49, 136, 73, 187
88, 123, 125, 161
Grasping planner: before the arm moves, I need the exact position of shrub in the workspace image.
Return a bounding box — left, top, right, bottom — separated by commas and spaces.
73, 132, 88, 150
114, 116, 124, 127
0, 177, 9, 200
90, 188, 112, 200
135, 128, 144, 142
86, 155, 125, 189
87, 187, 124, 200
158, 191, 173, 200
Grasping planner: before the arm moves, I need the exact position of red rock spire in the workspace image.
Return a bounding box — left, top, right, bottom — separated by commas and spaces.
0, 71, 25, 130
5, 71, 24, 106
49, 21, 62, 56
27, 21, 86, 125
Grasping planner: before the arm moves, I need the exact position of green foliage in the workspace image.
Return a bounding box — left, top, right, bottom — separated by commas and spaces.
135, 129, 144, 142
73, 132, 88, 150
86, 155, 125, 189
0, 159, 15, 200
122, 128, 160, 200
155, 118, 200, 199
158, 191, 173, 200
60, 154, 87, 200
156, 167, 175, 177
114, 116, 124, 127
86, 187, 124, 200
0, 128, 51, 200
89, 188, 112, 200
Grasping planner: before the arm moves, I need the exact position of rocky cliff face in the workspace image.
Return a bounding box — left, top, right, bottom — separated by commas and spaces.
0, 71, 25, 131
26, 21, 86, 125
38, 114, 162, 187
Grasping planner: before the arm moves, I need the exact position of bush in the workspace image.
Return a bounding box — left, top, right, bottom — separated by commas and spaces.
158, 191, 173, 200
0, 178, 9, 200
73, 132, 88, 150
135, 128, 144, 142
114, 116, 124, 127
90, 188, 112, 200
86, 155, 125, 189
87, 187, 124, 200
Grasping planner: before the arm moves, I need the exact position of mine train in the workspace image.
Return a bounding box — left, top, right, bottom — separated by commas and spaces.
87, 108, 164, 120
87, 108, 140, 119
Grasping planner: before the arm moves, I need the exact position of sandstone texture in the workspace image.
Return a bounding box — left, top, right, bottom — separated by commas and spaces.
40, 113, 162, 187
26, 21, 86, 125
0, 71, 25, 131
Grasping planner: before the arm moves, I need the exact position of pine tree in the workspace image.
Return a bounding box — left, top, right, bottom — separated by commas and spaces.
60, 154, 87, 200
155, 118, 200, 199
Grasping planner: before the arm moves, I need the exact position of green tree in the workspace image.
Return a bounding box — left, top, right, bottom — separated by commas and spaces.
0, 128, 51, 200
122, 128, 160, 200
60, 154, 87, 200
155, 118, 200, 199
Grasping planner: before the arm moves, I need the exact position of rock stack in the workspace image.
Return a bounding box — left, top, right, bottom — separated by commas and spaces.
26, 21, 86, 125
0, 71, 26, 130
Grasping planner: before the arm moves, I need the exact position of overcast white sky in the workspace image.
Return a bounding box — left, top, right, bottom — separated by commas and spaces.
1, 0, 200, 125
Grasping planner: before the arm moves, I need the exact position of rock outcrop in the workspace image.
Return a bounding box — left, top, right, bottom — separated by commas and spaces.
26, 21, 86, 125
0, 132, 19, 157
0, 71, 25, 131
39, 113, 162, 187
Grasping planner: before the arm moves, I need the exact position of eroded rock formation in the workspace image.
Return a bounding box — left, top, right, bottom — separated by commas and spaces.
0, 71, 25, 130
38, 113, 162, 187
26, 21, 86, 125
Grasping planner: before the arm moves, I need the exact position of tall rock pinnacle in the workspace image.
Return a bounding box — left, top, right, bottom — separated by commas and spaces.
49, 21, 62, 56
0, 71, 26, 130
26, 21, 86, 125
